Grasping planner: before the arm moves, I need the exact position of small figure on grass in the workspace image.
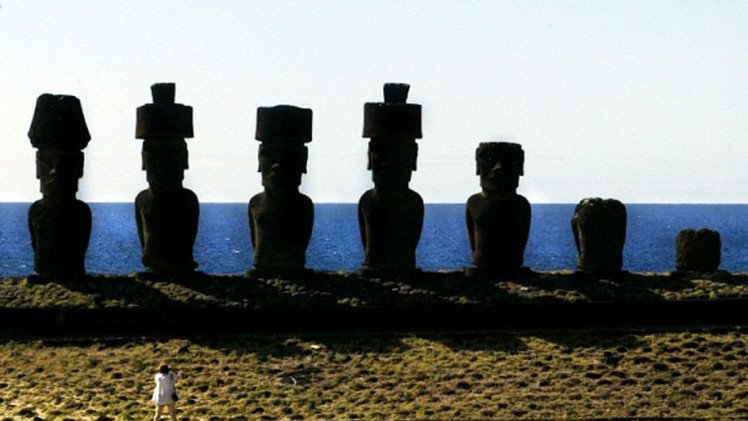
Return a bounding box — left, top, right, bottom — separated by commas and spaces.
151, 363, 183, 421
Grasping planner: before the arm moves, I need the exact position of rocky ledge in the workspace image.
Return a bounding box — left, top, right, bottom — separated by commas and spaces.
0, 271, 745, 335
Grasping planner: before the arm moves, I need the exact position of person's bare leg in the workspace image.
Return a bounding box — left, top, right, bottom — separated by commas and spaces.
167, 403, 177, 421
154, 404, 164, 421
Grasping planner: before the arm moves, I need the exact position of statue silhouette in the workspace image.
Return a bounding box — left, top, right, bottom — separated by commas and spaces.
248, 105, 314, 277
27, 94, 92, 278
466, 142, 531, 277
135, 83, 199, 275
358, 83, 424, 276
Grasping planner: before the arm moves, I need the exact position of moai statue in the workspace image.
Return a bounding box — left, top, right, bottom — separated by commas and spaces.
571, 198, 627, 275
134, 83, 199, 275
675, 228, 721, 272
27, 94, 92, 278
358, 83, 424, 276
465, 142, 531, 277
248, 105, 314, 276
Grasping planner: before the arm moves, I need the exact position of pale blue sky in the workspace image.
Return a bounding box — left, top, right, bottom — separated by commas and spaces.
0, 1, 746, 203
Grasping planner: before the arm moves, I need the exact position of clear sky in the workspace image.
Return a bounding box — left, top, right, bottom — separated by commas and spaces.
0, 1, 746, 203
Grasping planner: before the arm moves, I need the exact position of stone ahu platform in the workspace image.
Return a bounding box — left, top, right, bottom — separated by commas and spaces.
0, 271, 746, 337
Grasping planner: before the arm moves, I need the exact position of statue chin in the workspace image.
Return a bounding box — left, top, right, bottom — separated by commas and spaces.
372, 173, 411, 189
480, 176, 518, 193
262, 175, 301, 192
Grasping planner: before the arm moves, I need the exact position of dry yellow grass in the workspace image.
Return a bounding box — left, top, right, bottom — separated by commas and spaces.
0, 328, 745, 419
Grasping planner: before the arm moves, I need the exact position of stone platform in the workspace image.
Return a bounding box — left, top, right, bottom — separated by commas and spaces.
0, 271, 745, 336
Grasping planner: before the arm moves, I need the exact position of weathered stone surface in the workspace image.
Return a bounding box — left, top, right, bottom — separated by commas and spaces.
134, 84, 199, 275
675, 228, 721, 272
572, 198, 627, 275
358, 83, 424, 275
28, 94, 90, 150
362, 83, 422, 139
249, 105, 314, 275
27, 94, 92, 277
466, 142, 531, 276
135, 83, 193, 139
256, 105, 312, 143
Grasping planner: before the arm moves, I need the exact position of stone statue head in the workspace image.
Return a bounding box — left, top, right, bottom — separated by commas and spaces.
142, 140, 188, 190
476, 142, 524, 192
255, 105, 312, 192
135, 83, 194, 192
258, 142, 308, 190
28, 93, 90, 198
362, 83, 422, 190
368, 138, 418, 188
36, 148, 84, 196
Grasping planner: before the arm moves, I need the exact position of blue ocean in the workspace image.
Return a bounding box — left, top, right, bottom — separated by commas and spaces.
1, 203, 747, 276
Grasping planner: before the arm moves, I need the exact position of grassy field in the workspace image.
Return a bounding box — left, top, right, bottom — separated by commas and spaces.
0, 328, 745, 419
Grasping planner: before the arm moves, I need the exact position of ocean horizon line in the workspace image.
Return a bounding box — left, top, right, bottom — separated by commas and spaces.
2, 201, 748, 206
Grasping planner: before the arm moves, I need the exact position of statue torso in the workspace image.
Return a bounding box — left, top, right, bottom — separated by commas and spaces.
466, 193, 531, 269
358, 188, 424, 270
249, 192, 314, 269
135, 188, 199, 272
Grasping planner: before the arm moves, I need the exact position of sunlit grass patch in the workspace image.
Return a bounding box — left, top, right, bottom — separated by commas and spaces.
0, 328, 744, 419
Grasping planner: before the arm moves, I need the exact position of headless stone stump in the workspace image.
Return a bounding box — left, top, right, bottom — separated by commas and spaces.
27, 94, 92, 278
572, 198, 627, 275
675, 228, 721, 272
465, 142, 531, 277
135, 83, 199, 275
248, 105, 314, 276
358, 83, 424, 276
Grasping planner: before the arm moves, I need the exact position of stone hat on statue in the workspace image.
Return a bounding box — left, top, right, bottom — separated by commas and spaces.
136, 83, 193, 139
363, 83, 422, 140
255, 105, 312, 143
28, 94, 91, 150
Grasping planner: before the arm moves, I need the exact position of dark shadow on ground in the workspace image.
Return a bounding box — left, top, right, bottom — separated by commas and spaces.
530, 329, 648, 352
301, 332, 410, 354
419, 331, 528, 353
51, 275, 177, 308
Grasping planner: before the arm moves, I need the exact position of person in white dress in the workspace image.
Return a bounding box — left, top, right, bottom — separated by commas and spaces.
152, 363, 183, 421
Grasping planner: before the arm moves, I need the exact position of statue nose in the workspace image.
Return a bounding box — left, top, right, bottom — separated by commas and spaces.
492, 162, 503, 172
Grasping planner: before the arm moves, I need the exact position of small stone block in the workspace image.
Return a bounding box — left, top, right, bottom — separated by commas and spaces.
383, 83, 410, 104
151, 83, 176, 104
675, 228, 721, 272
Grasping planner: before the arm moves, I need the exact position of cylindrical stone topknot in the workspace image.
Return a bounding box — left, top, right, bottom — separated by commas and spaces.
383, 83, 409, 104
675, 228, 721, 272
28, 94, 91, 150
151, 83, 176, 104
476, 142, 525, 176
255, 105, 312, 143
136, 83, 193, 139
363, 83, 422, 139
